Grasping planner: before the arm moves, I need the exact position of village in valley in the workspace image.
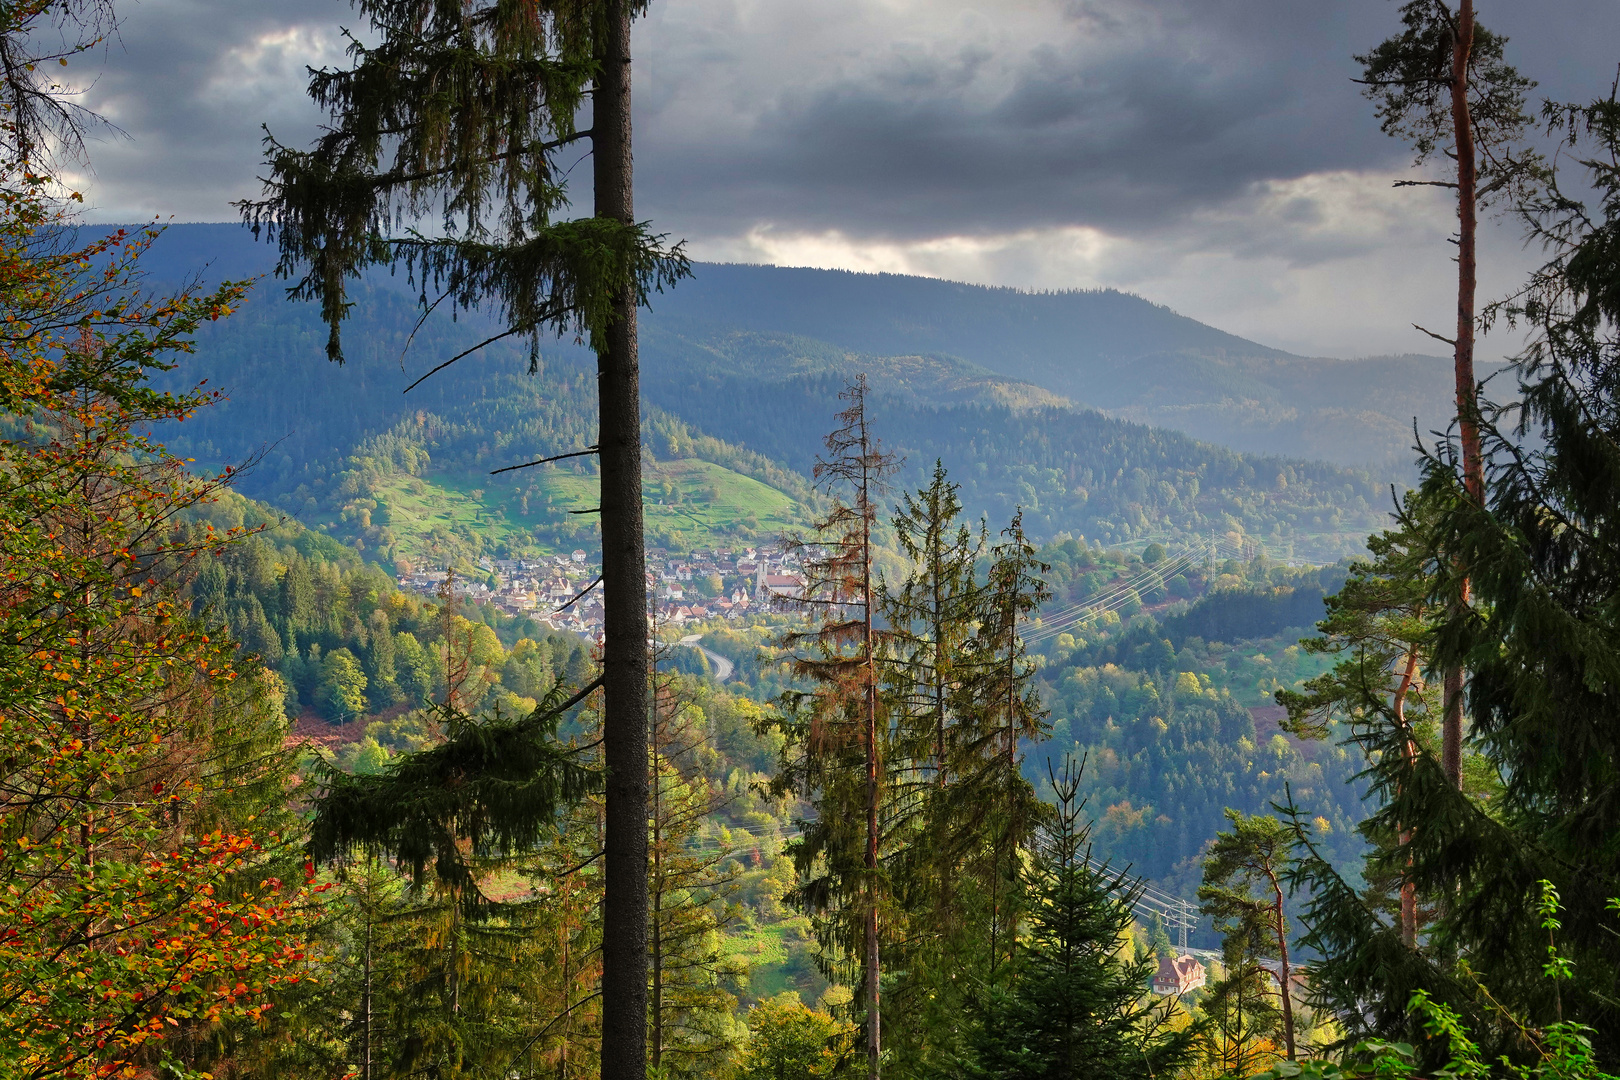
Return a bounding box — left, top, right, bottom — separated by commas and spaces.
395, 544, 809, 641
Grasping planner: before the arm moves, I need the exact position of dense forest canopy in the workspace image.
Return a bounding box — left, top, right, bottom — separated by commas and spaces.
139, 241, 1391, 569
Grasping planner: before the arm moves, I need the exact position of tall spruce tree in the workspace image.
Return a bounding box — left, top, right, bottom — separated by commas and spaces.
964, 761, 1195, 1080
773, 376, 900, 1080
238, 6, 686, 1071
971, 510, 1054, 979
884, 461, 984, 801
878, 463, 987, 1075
875, 471, 1056, 1076
1356, 0, 1536, 786
1278, 79, 1620, 1071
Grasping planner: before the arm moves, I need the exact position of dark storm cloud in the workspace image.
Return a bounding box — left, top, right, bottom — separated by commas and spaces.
634, 0, 1620, 242
73, 0, 340, 219
72, 0, 1620, 244
638, 1, 1374, 238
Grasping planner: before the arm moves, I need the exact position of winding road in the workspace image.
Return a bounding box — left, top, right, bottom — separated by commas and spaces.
677, 634, 735, 681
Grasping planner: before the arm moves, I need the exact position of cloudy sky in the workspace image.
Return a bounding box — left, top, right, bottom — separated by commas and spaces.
63, 0, 1620, 359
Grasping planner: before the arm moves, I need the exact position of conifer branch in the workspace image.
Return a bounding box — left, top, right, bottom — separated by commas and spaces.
1394, 179, 1461, 188
401, 313, 563, 393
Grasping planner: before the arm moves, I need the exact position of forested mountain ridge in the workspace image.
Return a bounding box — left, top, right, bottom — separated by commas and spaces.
642, 262, 1477, 469
126, 224, 1460, 469
138, 225, 1393, 563
638, 319, 1389, 560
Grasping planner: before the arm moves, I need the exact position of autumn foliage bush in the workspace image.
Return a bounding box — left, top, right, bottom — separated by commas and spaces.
0, 171, 316, 1078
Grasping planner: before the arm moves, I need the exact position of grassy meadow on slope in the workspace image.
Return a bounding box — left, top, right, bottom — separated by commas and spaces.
325, 456, 803, 567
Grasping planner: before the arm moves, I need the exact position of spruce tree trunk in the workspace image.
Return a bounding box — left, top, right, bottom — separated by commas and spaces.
1443, 0, 1479, 791
863, 464, 881, 1080
650, 674, 663, 1072
595, 1, 650, 1075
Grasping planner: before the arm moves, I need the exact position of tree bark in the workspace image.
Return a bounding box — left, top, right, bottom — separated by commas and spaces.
862, 441, 882, 1080
650, 678, 664, 1072
1393, 648, 1421, 948
1273, 882, 1296, 1061
595, 1, 649, 1076
1443, 0, 1478, 792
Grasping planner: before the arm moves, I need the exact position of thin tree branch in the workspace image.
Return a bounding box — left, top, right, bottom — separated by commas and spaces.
402, 325, 530, 393
489, 446, 598, 475
555, 576, 602, 613
1414, 323, 1459, 347
534, 675, 605, 723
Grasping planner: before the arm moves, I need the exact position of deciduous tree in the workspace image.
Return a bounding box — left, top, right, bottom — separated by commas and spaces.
0, 176, 314, 1079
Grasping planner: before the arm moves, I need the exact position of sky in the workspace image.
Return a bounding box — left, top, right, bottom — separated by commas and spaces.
60, 0, 1620, 360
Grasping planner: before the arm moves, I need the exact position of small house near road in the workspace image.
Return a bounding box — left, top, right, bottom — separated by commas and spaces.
1152, 955, 1207, 996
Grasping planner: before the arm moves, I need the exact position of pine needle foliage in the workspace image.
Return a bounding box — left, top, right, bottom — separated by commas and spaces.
1403, 88, 1620, 1063
1355, 1, 1538, 197
1199, 810, 1300, 1063
772, 375, 901, 1077
1274, 81, 1620, 1071
1278, 493, 1453, 952
1356, 0, 1541, 787
236, 0, 688, 364
963, 760, 1196, 1080
307, 679, 601, 914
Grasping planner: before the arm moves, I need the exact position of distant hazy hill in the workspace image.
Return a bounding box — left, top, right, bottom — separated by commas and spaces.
651, 263, 1464, 469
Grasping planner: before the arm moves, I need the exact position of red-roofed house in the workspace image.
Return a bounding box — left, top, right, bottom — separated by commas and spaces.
1152, 955, 1207, 996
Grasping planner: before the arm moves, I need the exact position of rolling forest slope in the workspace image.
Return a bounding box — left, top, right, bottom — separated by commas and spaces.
133, 224, 1398, 561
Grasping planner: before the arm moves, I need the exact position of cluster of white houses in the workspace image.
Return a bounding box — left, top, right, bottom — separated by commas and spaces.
397, 545, 808, 641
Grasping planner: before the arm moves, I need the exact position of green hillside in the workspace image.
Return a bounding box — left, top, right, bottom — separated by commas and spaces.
640, 322, 1390, 561
152, 280, 816, 565
349, 457, 803, 567
1022, 545, 1365, 900
147, 255, 1393, 565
